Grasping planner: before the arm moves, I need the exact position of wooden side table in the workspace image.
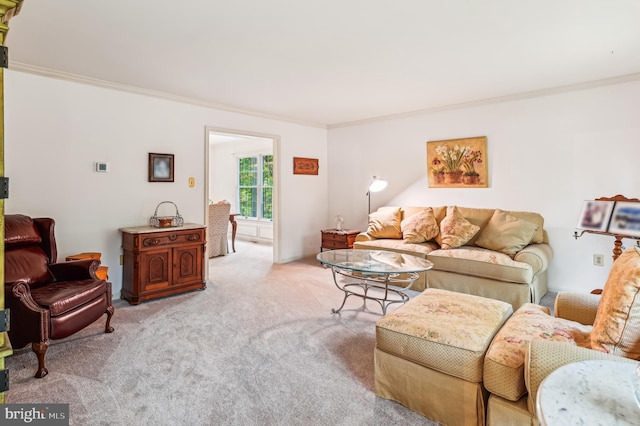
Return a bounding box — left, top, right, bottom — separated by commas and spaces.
66, 252, 109, 280
320, 229, 360, 251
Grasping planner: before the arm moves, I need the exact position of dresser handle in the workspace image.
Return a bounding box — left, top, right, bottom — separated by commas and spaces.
169, 234, 178, 241
187, 234, 201, 241
143, 238, 161, 246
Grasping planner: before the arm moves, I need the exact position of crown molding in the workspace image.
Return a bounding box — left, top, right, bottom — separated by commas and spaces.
327, 72, 640, 129
8, 62, 327, 129
10, 62, 640, 131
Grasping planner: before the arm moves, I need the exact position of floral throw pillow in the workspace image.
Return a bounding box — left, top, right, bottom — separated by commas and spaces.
435, 206, 480, 249
401, 208, 439, 243
590, 247, 640, 359
367, 207, 403, 239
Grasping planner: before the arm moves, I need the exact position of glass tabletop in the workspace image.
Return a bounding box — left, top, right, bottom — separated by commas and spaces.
317, 249, 433, 274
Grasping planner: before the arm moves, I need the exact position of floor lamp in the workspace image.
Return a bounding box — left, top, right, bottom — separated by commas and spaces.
367, 176, 388, 215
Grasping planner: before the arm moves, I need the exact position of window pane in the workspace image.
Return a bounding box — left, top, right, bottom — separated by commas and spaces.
262, 155, 273, 187
239, 188, 257, 217
262, 187, 272, 219
239, 157, 258, 186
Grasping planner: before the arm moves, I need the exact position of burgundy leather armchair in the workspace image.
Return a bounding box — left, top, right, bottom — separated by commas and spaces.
4, 214, 114, 378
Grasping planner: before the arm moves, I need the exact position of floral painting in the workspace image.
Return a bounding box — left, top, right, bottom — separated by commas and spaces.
426, 136, 488, 188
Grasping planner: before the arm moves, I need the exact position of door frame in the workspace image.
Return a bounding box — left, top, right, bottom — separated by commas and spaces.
203, 126, 280, 278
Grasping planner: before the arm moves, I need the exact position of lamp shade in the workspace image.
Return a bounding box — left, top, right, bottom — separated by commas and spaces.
368, 176, 388, 193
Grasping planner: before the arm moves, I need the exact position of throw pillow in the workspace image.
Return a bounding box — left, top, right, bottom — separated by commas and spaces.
590, 247, 640, 360
401, 207, 439, 243
435, 206, 480, 249
475, 209, 539, 257
367, 207, 402, 239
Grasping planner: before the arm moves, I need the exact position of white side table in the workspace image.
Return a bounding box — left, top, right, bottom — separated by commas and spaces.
536, 359, 640, 425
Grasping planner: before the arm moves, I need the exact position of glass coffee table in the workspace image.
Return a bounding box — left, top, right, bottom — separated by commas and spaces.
317, 249, 433, 315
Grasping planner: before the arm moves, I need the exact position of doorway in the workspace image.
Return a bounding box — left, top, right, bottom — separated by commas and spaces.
204, 127, 279, 275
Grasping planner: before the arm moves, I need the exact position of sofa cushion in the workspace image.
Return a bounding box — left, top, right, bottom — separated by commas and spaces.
376, 288, 512, 383
435, 206, 480, 249
354, 239, 438, 257
428, 246, 534, 284
484, 303, 592, 401
367, 207, 402, 239
590, 247, 640, 359
475, 209, 539, 258
401, 207, 439, 244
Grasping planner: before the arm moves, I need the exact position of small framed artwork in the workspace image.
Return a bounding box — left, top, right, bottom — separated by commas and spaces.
148, 153, 174, 182
608, 201, 640, 237
576, 200, 615, 231
293, 157, 319, 175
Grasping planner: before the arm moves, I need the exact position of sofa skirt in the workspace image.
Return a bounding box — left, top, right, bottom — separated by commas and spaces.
374, 348, 488, 426
486, 394, 537, 426
426, 270, 548, 311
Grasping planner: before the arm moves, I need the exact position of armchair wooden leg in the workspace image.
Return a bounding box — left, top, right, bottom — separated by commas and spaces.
104, 306, 115, 333
31, 341, 49, 378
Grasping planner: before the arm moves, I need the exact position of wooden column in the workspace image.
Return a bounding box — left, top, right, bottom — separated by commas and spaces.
0, 0, 24, 404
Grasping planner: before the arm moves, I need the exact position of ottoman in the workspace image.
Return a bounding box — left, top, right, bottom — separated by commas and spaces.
375, 288, 513, 426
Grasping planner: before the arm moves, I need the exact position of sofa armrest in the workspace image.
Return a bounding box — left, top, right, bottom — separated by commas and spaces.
355, 232, 376, 242
513, 243, 553, 275
525, 338, 635, 415
554, 292, 600, 325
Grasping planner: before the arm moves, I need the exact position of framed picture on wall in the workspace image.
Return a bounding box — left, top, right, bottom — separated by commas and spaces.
576, 200, 615, 231
293, 157, 319, 175
608, 201, 640, 237
426, 136, 488, 188
148, 153, 174, 182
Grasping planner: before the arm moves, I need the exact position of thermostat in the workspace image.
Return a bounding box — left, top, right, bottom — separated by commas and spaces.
95, 162, 110, 173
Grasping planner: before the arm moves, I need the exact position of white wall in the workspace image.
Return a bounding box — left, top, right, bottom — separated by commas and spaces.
5, 70, 328, 298
327, 80, 640, 293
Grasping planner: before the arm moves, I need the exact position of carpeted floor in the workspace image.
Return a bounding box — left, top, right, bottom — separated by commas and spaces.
5, 241, 439, 425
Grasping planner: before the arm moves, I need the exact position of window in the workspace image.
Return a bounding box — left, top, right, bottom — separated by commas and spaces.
238, 154, 273, 220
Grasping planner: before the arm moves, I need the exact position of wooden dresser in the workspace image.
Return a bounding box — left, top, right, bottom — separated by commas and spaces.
120, 224, 206, 304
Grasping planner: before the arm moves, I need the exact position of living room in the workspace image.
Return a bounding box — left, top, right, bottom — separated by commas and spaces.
2, 1, 640, 424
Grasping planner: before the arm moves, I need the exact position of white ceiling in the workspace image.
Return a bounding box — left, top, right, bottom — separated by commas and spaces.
6, 1, 640, 127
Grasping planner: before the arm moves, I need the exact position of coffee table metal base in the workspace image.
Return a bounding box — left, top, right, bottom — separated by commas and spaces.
328, 266, 417, 315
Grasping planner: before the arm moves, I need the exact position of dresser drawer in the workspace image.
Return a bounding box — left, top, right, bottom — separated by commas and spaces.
124, 228, 205, 251
323, 239, 350, 249
323, 233, 348, 243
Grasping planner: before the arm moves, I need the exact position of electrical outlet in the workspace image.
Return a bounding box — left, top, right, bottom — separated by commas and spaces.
593, 254, 604, 267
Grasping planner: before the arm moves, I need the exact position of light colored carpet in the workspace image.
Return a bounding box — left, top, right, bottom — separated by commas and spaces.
6, 240, 438, 425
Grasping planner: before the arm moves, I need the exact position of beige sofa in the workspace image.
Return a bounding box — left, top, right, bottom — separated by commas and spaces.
355, 205, 553, 309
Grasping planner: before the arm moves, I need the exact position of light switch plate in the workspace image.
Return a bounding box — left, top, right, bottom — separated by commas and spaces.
95, 162, 109, 173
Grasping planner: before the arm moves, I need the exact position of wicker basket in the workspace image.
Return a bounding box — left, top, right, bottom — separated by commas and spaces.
150, 201, 184, 228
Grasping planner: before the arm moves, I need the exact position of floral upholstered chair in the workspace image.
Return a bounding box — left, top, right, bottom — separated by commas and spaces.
208, 201, 231, 258
483, 246, 640, 425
